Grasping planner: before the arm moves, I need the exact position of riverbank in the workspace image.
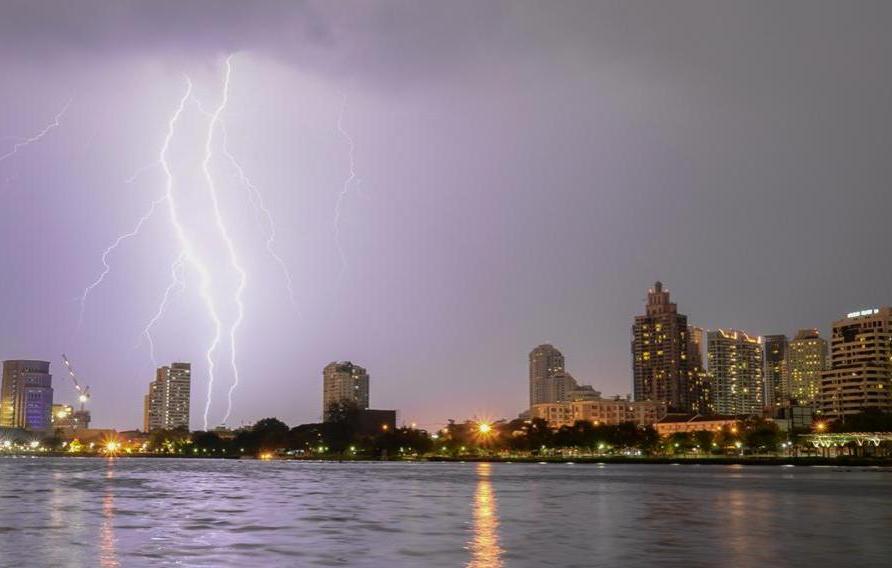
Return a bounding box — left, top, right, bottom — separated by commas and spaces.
5, 452, 892, 466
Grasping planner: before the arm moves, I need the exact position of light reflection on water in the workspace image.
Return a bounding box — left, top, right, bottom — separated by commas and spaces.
99, 459, 119, 568
468, 462, 503, 568
0, 458, 890, 567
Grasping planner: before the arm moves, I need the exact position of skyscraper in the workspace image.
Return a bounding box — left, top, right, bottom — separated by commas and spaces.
529, 344, 565, 407
322, 361, 370, 420
820, 308, 892, 419
763, 334, 788, 408
143, 362, 191, 431
0, 360, 53, 430
786, 329, 828, 405
632, 282, 691, 411
708, 330, 764, 416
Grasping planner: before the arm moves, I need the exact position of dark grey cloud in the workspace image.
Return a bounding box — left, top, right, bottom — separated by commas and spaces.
0, 0, 517, 87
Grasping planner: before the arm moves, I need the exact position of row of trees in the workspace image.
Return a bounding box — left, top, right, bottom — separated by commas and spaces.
163, 415, 785, 458
43, 408, 890, 458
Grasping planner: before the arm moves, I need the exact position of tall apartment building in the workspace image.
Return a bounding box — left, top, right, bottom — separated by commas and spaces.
820, 308, 892, 419
763, 334, 788, 408
0, 360, 53, 430
322, 361, 369, 420
529, 344, 566, 406
632, 282, 691, 411
707, 330, 764, 416
528, 344, 601, 407
143, 362, 191, 431
786, 329, 828, 405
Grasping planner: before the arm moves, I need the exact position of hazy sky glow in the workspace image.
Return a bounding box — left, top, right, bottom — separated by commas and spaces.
1, 1, 891, 430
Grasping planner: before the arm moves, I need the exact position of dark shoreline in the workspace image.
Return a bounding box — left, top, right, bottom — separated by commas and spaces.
6, 453, 892, 467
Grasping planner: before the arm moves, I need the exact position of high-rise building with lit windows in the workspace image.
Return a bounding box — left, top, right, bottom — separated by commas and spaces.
708, 330, 764, 415
143, 362, 191, 431
785, 329, 827, 405
323, 361, 369, 421
0, 360, 53, 431
632, 282, 691, 412
820, 308, 892, 418
763, 334, 788, 408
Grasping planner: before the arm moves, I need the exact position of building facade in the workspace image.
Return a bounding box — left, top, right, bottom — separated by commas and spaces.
632, 282, 691, 411
708, 330, 764, 416
51, 404, 91, 432
0, 360, 53, 431
763, 334, 788, 408
654, 414, 741, 437
785, 329, 828, 405
322, 361, 370, 420
687, 326, 714, 415
143, 362, 191, 431
530, 397, 667, 428
528, 344, 601, 407
820, 308, 892, 419
529, 344, 566, 406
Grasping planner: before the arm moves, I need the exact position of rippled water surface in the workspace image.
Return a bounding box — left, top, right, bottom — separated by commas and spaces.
1, 458, 891, 567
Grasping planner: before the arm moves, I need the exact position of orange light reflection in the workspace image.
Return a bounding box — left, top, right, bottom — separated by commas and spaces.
467, 462, 503, 568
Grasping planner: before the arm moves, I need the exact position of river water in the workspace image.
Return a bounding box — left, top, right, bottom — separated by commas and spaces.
0, 458, 889, 567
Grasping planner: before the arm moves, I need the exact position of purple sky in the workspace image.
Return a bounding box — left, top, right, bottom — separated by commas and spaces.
1, 1, 891, 431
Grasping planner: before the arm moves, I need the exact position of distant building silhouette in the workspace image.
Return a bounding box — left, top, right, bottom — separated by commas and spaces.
708, 330, 764, 415
143, 362, 191, 431
820, 308, 892, 418
323, 361, 369, 421
631, 282, 692, 412
0, 360, 53, 431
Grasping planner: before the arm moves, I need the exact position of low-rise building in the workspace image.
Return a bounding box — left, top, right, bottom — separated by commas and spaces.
51, 404, 91, 432
530, 397, 667, 428
356, 409, 397, 436
654, 414, 742, 437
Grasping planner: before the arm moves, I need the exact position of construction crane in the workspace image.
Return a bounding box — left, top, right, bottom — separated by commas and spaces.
61, 354, 91, 411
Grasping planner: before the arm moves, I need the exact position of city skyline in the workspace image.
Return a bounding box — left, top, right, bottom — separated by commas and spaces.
2, 2, 892, 431
3, 292, 887, 431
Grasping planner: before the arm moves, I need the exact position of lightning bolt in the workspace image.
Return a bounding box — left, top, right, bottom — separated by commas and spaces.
141, 252, 186, 369
154, 76, 225, 432
124, 162, 161, 185
202, 55, 248, 427
334, 92, 358, 280
79, 195, 166, 326
0, 99, 72, 163
80, 57, 274, 430
191, 94, 295, 310
219, 122, 297, 309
